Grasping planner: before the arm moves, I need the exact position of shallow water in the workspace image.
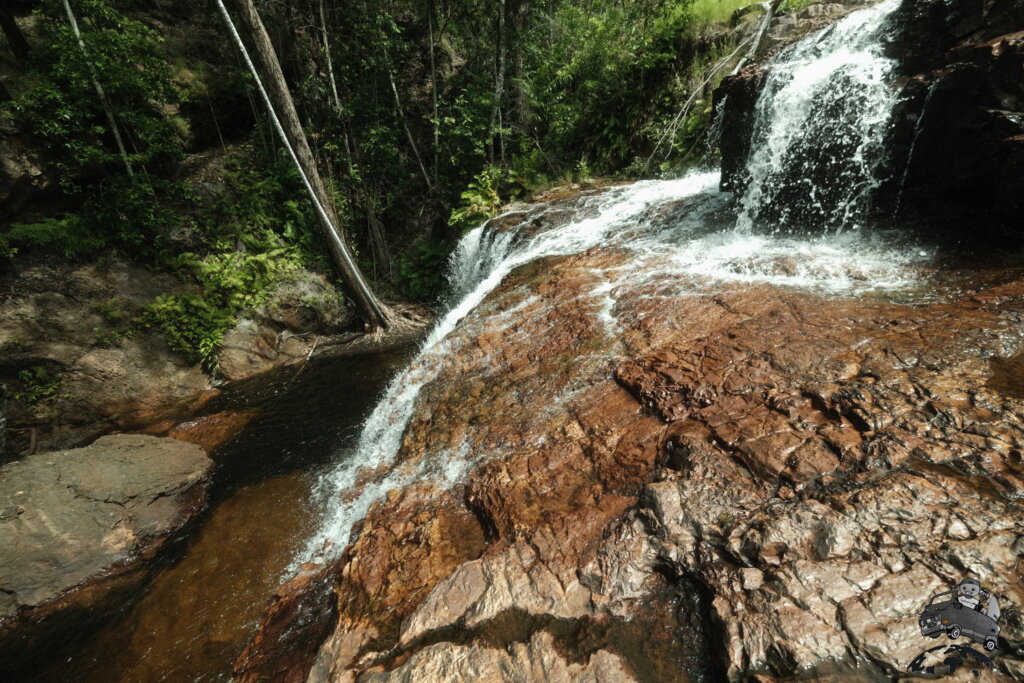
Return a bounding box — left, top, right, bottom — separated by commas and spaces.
23, 347, 413, 683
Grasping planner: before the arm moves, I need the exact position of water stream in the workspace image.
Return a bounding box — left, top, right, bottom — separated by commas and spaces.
24, 0, 1003, 679
25, 349, 413, 682
295, 0, 926, 571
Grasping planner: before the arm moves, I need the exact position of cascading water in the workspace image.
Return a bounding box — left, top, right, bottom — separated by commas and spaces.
735, 0, 901, 233
295, 0, 927, 568
296, 175, 722, 563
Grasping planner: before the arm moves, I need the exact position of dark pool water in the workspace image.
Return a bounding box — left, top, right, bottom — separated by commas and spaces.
22, 346, 414, 682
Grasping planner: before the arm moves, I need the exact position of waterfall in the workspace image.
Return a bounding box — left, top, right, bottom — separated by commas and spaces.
293, 0, 928, 569
735, 0, 901, 234
295, 175, 723, 565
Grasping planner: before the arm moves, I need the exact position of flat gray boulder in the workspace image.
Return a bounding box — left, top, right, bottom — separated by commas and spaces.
0, 434, 212, 667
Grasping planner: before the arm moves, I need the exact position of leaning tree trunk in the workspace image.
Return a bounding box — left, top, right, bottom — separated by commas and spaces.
62, 0, 134, 179
218, 0, 391, 331
0, 6, 30, 60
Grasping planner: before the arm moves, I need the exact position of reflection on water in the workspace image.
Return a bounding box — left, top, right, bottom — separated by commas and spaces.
27, 346, 414, 683
42, 472, 315, 682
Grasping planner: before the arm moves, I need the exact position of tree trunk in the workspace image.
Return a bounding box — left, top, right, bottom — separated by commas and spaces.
219, 0, 391, 331
62, 0, 134, 179
385, 59, 432, 191
510, 0, 529, 135
0, 76, 10, 103
489, 0, 507, 166
0, 6, 30, 60
318, 0, 342, 112
427, 0, 440, 186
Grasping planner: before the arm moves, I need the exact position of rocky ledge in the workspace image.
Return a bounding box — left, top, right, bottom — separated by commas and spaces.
0, 434, 213, 671
0, 256, 408, 459
237, 194, 1024, 681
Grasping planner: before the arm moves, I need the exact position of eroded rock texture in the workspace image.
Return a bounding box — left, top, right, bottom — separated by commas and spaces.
0, 434, 213, 670
238, 208, 1024, 681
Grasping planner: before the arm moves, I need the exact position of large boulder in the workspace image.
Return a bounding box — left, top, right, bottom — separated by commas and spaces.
218, 272, 354, 381
0, 434, 213, 670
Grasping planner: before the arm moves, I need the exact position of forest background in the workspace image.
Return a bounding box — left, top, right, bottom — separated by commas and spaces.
0, 0, 807, 370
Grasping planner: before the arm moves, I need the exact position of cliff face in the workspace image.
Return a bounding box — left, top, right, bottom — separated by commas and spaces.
716, 0, 1024, 239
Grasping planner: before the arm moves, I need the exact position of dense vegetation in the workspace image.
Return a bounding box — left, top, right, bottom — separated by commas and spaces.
0, 0, 782, 367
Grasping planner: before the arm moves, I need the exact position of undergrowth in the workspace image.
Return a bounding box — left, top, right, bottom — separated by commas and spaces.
139, 150, 325, 373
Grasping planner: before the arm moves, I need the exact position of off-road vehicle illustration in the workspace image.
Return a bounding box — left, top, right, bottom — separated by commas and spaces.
918, 579, 1001, 651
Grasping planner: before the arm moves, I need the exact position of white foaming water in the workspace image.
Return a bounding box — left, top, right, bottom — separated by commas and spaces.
736, 0, 900, 233
662, 230, 927, 294
294, 0, 927, 570
296, 173, 722, 565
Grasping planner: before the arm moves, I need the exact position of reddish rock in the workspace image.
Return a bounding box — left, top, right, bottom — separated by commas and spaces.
234, 562, 340, 683
243, 192, 1024, 680
166, 408, 258, 455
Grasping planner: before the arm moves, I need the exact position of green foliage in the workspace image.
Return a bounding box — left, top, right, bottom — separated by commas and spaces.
139, 148, 321, 373
2, 0, 188, 263
688, 0, 755, 25
142, 246, 303, 374
448, 167, 504, 232
396, 239, 452, 302
90, 298, 133, 346
0, 335, 31, 353
0, 215, 106, 259
15, 0, 183, 187
14, 367, 60, 406
141, 293, 233, 373
91, 297, 124, 325
1, 178, 190, 261
781, 0, 817, 13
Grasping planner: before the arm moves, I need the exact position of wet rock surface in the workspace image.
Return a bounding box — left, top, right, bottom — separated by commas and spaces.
880, 0, 1024, 239
0, 434, 212, 670
238, 182, 1024, 681
716, 0, 1024, 239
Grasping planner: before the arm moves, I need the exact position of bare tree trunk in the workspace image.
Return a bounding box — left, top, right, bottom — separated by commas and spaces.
382, 46, 432, 191
345, 120, 393, 278
510, 0, 529, 138
0, 6, 30, 59
427, 0, 440, 186
489, 0, 507, 166
62, 0, 134, 179
731, 0, 785, 76
325, 9, 393, 281
318, 0, 342, 112
219, 0, 391, 331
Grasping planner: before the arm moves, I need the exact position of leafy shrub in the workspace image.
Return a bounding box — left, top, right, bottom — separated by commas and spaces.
14, 367, 60, 405
0, 177, 190, 262
142, 245, 302, 373
141, 293, 233, 372
15, 0, 182, 187
139, 150, 321, 373
396, 239, 452, 302
448, 167, 504, 232
0, 215, 106, 259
